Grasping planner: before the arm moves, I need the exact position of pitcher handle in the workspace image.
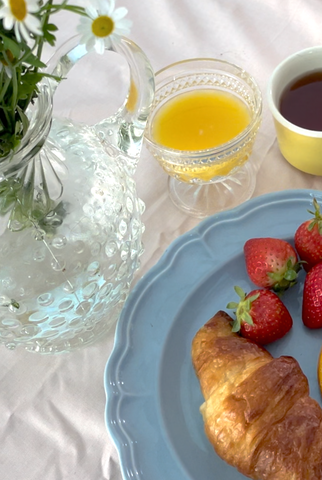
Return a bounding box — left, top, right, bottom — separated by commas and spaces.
46, 34, 155, 171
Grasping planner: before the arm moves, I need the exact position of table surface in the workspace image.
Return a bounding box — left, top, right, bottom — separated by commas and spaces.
3, 1, 322, 479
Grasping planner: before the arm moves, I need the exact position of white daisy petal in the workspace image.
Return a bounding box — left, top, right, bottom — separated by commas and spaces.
4, 65, 12, 78
19, 22, 31, 43
112, 7, 128, 21
105, 0, 116, 16
77, 0, 131, 54
14, 22, 21, 43
76, 24, 85, 36
3, 15, 14, 30
95, 0, 107, 15
25, 14, 42, 35
114, 27, 129, 37
1, 0, 44, 39
77, 17, 91, 30
82, 32, 93, 44
85, 5, 99, 20
110, 33, 121, 44
103, 37, 112, 50
0, 59, 12, 79
0, 7, 9, 19
28, 3, 41, 13
95, 38, 106, 55
85, 36, 96, 52
113, 19, 132, 36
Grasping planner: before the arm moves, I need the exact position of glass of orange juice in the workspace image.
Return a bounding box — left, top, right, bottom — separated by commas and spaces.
144, 59, 262, 218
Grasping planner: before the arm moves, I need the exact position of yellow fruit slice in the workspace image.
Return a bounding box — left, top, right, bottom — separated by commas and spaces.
318, 347, 322, 395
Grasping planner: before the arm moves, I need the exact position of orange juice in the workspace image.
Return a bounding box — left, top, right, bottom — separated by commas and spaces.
151, 89, 251, 151
150, 89, 252, 181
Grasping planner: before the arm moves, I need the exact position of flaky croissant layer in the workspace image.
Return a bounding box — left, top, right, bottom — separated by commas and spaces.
191, 310, 322, 480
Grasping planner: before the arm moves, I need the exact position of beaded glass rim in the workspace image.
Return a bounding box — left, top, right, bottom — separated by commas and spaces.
144, 58, 262, 157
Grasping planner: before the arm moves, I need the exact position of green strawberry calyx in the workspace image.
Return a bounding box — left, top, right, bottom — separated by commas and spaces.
226, 286, 259, 333
307, 197, 322, 235
267, 257, 302, 293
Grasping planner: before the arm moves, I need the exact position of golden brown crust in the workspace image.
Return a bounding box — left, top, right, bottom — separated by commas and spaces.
191, 310, 322, 480
192, 311, 272, 401
252, 397, 322, 479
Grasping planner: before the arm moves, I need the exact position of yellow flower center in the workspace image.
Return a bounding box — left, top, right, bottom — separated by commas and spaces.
9, 0, 27, 21
91, 15, 114, 38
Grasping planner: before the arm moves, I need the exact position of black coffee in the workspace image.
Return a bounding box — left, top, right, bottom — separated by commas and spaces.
279, 70, 322, 131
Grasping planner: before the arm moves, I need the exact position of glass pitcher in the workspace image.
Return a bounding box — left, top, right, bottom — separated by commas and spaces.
0, 35, 154, 354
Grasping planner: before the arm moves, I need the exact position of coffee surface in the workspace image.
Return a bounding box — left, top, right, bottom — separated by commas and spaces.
280, 70, 322, 131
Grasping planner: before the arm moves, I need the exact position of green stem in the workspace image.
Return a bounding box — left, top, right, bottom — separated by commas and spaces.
0, 73, 11, 103
50, 5, 87, 15
0, 65, 3, 94
0, 105, 12, 132
10, 67, 18, 117
39, 1, 87, 17
0, 0, 88, 159
36, 0, 54, 68
14, 47, 36, 68
35, 2, 87, 69
1, 50, 17, 130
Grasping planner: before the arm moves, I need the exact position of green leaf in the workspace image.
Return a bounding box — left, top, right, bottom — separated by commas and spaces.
231, 319, 241, 333
226, 302, 239, 309
24, 52, 47, 69
0, 1, 89, 162
286, 258, 293, 268
308, 220, 315, 231
246, 293, 260, 303
43, 30, 56, 47
267, 271, 280, 281
16, 106, 29, 134
241, 311, 253, 325
245, 298, 252, 310
17, 72, 44, 99
234, 285, 246, 300
313, 197, 320, 213
1, 35, 21, 58
45, 23, 58, 32
14, 120, 21, 135
284, 270, 297, 281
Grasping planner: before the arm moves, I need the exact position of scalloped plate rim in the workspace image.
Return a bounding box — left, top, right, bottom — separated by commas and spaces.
104, 188, 320, 480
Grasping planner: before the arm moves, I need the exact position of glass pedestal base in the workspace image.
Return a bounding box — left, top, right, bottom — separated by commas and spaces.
168, 162, 256, 218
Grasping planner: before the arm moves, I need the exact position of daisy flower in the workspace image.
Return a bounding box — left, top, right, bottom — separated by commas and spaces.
0, 0, 43, 43
77, 0, 132, 55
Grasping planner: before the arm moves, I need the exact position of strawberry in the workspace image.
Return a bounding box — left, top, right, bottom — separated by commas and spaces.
295, 197, 322, 272
302, 262, 322, 328
244, 237, 301, 293
227, 286, 293, 344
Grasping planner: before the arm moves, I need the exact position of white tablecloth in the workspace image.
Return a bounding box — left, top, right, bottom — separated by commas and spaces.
2, 1, 322, 479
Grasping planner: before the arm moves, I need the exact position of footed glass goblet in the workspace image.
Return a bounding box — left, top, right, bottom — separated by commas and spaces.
144, 58, 262, 218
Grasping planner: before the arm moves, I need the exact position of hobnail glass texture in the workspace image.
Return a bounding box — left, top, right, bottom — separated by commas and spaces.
0, 36, 154, 354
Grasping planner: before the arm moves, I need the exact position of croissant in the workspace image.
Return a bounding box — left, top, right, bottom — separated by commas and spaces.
191, 310, 322, 479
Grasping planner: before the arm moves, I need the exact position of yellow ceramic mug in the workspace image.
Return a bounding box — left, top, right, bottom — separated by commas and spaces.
267, 46, 322, 175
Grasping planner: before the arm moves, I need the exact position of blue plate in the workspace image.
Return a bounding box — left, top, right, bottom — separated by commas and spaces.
104, 189, 322, 480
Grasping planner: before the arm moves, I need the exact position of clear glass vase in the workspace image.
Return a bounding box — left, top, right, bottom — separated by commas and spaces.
0, 36, 154, 354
